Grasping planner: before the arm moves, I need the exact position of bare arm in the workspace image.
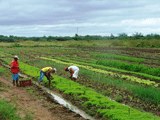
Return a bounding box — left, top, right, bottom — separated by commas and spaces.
45, 71, 50, 80
69, 68, 74, 78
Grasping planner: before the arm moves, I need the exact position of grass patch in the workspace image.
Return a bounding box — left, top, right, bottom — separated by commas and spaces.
0, 67, 5, 74
92, 53, 145, 63
96, 59, 160, 77
0, 100, 21, 120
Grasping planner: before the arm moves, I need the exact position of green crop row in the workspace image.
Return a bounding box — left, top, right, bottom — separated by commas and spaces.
92, 53, 145, 63
96, 60, 160, 77
1, 55, 160, 119
2, 55, 160, 105
20, 57, 160, 105
38, 57, 160, 105
53, 56, 160, 82
50, 77, 160, 120
8, 61, 160, 120
40, 57, 159, 87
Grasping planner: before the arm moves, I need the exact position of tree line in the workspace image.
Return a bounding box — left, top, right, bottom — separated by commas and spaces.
0, 33, 160, 42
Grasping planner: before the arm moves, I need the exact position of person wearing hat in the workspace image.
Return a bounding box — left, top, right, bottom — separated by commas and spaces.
39, 67, 56, 87
10, 55, 20, 86
65, 66, 79, 80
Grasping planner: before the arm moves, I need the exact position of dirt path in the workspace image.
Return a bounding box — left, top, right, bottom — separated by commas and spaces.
0, 77, 85, 120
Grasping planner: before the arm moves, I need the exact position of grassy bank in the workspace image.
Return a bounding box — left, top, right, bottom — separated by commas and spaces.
0, 100, 21, 120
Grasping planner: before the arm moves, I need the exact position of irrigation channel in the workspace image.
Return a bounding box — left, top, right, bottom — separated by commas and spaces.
33, 81, 95, 120
1, 63, 95, 120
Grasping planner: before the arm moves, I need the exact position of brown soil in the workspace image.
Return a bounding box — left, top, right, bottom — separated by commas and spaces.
0, 77, 85, 120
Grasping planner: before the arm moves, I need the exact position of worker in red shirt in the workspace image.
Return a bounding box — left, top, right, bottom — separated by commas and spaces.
10, 55, 20, 86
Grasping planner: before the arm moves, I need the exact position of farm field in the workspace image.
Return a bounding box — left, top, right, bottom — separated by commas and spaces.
0, 60, 85, 120
0, 40, 160, 120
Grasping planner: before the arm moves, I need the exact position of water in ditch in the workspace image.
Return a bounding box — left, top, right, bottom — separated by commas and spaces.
34, 81, 95, 120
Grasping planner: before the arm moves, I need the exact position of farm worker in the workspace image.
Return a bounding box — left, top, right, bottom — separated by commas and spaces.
39, 67, 56, 87
65, 66, 79, 80
10, 55, 20, 87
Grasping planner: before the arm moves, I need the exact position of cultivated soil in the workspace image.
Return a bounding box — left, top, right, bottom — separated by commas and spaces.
0, 77, 85, 120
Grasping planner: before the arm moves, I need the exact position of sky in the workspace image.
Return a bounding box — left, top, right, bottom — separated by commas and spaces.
0, 0, 160, 37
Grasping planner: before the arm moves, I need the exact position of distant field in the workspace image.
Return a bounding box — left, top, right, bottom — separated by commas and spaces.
0, 40, 160, 120
0, 39, 160, 48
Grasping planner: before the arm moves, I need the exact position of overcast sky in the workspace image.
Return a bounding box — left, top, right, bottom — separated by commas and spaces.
0, 0, 160, 36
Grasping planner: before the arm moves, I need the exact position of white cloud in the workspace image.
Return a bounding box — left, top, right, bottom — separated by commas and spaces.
121, 18, 160, 27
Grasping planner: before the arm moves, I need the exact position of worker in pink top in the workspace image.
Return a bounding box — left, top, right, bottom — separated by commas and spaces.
10, 55, 20, 86
65, 66, 79, 80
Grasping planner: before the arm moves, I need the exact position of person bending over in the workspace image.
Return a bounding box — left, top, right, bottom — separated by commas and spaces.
65, 65, 79, 80
39, 67, 56, 87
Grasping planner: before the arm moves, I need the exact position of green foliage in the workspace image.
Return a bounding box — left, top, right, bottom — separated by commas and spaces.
1, 54, 160, 104
133, 86, 160, 104
8, 60, 159, 119
0, 100, 21, 120
12, 43, 22, 47
96, 60, 160, 77
38, 57, 160, 104
0, 67, 5, 73
67, 56, 160, 79
24, 57, 160, 105
0, 33, 160, 43
54, 56, 160, 82
114, 95, 123, 102
80, 68, 160, 104
51, 76, 160, 120
93, 53, 144, 63
0, 67, 6, 77
19, 62, 39, 78
41, 57, 159, 87
1, 48, 160, 119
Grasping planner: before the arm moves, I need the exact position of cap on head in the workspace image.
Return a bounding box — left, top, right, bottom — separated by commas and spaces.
13, 55, 19, 60
53, 68, 57, 73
